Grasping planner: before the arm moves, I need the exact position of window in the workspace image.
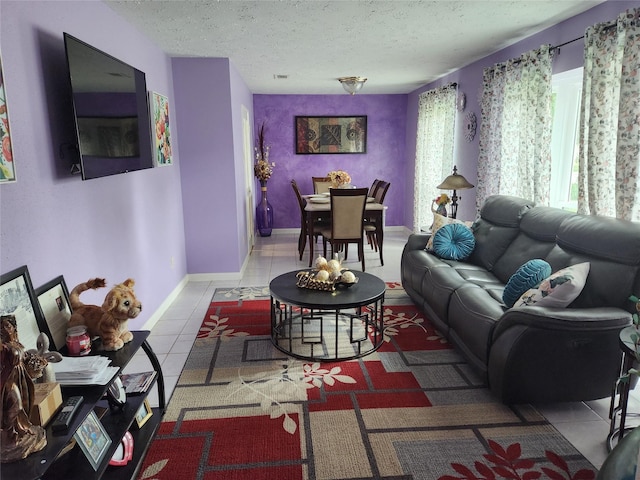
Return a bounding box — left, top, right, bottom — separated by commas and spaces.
550, 67, 582, 211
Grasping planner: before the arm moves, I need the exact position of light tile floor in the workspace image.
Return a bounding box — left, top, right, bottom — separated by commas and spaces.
126, 228, 635, 470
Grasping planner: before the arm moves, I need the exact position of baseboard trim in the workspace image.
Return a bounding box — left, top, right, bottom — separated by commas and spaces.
142, 275, 189, 330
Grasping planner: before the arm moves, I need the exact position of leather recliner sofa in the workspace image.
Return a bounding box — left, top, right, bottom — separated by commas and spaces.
401, 195, 640, 404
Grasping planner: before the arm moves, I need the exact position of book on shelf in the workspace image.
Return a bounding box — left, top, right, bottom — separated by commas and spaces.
119, 371, 157, 394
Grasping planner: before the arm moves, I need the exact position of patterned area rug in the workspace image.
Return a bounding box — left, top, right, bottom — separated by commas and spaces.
138, 283, 596, 480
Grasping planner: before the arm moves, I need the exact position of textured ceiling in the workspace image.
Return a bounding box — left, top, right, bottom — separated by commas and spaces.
105, 0, 603, 95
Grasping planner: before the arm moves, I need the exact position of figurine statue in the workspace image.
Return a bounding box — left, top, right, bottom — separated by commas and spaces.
0, 315, 47, 463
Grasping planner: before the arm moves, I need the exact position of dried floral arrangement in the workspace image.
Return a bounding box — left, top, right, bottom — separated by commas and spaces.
254, 122, 273, 181
328, 170, 351, 187
434, 193, 451, 206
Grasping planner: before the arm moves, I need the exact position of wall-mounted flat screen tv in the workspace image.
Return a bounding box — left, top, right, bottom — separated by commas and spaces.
63, 33, 153, 180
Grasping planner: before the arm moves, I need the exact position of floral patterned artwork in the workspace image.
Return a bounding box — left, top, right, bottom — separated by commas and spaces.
0, 55, 16, 183
151, 92, 172, 166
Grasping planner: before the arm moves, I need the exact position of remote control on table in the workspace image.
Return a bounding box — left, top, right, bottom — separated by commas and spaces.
52, 395, 84, 433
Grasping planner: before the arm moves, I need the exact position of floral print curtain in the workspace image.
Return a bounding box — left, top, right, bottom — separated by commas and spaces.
577, 8, 640, 221
476, 45, 553, 210
413, 85, 456, 232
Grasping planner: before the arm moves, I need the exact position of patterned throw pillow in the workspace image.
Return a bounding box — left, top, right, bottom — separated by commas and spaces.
426, 213, 470, 250
514, 262, 590, 308
502, 259, 552, 308
432, 223, 476, 261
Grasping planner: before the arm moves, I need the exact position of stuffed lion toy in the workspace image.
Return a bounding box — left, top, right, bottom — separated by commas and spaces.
68, 278, 142, 351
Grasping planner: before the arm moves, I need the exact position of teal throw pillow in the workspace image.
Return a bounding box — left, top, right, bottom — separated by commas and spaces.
432, 223, 476, 261
502, 259, 552, 308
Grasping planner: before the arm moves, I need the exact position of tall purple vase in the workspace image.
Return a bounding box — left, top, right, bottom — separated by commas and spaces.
256, 180, 273, 237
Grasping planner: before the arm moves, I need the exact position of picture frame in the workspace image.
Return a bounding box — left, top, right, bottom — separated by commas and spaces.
0, 265, 48, 351
73, 410, 112, 471
0, 54, 16, 183
35, 275, 72, 351
134, 398, 153, 429
150, 91, 172, 166
295, 116, 367, 154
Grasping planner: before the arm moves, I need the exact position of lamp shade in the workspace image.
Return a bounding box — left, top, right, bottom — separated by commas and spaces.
338, 76, 367, 95
437, 167, 474, 190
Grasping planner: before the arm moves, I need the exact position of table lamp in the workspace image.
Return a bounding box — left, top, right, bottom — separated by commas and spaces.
436, 166, 474, 219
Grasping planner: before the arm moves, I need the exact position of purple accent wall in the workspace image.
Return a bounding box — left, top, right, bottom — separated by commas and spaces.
1, 1, 186, 328
253, 95, 407, 228
404, 0, 638, 224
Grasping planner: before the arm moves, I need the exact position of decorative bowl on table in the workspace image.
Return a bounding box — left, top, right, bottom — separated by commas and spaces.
296, 255, 358, 291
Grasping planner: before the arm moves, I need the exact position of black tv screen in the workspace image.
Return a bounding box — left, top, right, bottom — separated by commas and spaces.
63, 33, 153, 180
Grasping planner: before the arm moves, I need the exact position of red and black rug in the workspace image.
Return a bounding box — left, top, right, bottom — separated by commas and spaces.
138, 283, 596, 480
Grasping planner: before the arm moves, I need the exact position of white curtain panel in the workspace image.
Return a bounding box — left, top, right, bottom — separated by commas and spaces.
413, 85, 456, 232
578, 7, 640, 222
477, 45, 553, 210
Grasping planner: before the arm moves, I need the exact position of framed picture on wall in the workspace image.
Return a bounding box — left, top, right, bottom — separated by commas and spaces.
150, 91, 172, 166
295, 116, 367, 154
0, 265, 48, 351
0, 54, 16, 183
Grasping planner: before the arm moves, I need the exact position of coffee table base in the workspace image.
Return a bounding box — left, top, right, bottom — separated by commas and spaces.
271, 300, 384, 361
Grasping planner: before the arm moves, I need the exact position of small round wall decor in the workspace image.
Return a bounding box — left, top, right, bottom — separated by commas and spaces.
464, 111, 477, 142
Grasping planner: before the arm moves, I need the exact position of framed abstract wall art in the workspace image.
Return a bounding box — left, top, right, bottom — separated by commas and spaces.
295, 116, 367, 154
151, 91, 172, 166
0, 54, 16, 183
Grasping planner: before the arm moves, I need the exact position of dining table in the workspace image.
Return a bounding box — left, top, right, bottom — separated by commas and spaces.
303, 194, 387, 268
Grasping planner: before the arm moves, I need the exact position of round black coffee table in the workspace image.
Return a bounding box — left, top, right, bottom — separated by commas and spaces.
269, 271, 386, 361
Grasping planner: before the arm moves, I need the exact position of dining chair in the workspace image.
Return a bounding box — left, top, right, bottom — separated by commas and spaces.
291, 179, 326, 261
369, 178, 382, 198
364, 180, 390, 265
318, 187, 369, 271
312, 176, 332, 194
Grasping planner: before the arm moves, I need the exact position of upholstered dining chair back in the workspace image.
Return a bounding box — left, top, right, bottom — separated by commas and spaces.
312, 176, 332, 194
330, 188, 368, 239
319, 188, 369, 271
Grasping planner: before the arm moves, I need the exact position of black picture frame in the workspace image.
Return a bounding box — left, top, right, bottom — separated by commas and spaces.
295, 116, 367, 154
73, 410, 112, 470
35, 275, 72, 351
0, 265, 50, 351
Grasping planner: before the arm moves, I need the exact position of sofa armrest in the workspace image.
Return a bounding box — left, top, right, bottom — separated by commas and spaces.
404, 233, 431, 252
493, 306, 632, 339
488, 307, 631, 403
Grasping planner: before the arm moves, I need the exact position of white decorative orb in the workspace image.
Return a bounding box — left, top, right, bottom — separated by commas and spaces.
341, 271, 356, 283
315, 270, 330, 282
329, 271, 341, 281
315, 256, 328, 269
327, 259, 341, 272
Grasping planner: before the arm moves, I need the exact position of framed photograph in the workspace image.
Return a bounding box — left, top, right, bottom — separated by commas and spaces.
0, 54, 16, 183
73, 410, 112, 471
295, 116, 367, 154
35, 275, 72, 351
134, 398, 153, 428
150, 91, 172, 166
0, 265, 48, 351
76, 116, 140, 158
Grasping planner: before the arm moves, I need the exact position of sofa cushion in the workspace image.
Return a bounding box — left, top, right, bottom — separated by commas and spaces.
502, 259, 552, 308
426, 213, 468, 250
433, 223, 476, 261
514, 262, 590, 308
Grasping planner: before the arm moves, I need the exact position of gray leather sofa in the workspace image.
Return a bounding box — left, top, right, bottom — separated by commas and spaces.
401, 195, 640, 404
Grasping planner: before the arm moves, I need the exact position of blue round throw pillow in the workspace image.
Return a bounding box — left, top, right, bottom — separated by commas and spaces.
432, 223, 476, 261
502, 259, 552, 308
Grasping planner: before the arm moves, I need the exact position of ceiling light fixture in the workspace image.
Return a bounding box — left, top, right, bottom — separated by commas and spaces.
338, 76, 367, 95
